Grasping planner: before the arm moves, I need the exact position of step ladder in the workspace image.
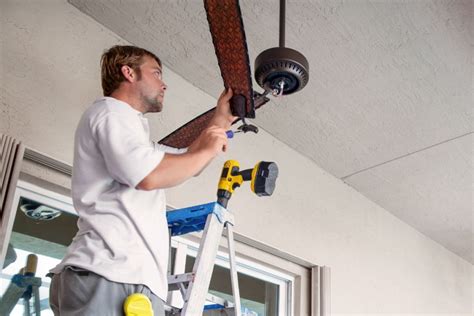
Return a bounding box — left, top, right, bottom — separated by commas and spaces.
165, 202, 241, 315
0, 254, 42, 316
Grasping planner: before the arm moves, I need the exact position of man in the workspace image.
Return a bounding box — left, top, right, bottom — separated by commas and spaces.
49, 45, 236, 315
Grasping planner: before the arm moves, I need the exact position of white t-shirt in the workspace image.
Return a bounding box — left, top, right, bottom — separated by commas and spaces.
51, 97, 185, 300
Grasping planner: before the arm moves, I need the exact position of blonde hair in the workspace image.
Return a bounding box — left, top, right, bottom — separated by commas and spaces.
100, 45, 161, 96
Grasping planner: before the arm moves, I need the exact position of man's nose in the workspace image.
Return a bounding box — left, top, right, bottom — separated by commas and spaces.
162, 82, 167, 91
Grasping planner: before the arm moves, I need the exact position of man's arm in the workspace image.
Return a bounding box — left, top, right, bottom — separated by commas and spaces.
137, 125, 227, 190
137, 89, 237, 190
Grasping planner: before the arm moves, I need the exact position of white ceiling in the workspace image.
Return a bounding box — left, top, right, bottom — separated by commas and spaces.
68, 0, 473, 264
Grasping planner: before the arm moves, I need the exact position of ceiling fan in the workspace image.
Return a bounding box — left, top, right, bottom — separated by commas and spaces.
158, 0, 309, 148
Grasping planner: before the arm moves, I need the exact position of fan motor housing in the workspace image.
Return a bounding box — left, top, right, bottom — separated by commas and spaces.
254, 47, 309, 95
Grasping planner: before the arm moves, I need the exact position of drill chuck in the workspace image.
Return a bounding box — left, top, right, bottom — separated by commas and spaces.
217, 190, 232, 208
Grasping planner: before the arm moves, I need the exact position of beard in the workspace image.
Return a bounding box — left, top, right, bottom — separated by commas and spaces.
140, 91, 163, 113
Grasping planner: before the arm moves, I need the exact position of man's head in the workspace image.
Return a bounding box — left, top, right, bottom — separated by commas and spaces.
101, 45, 167, 113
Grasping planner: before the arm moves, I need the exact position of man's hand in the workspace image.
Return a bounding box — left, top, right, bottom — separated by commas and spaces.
210, 88, 238, 130
188, 125, 228, 155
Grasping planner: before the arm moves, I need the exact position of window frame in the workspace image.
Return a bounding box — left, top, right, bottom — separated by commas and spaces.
2, 175, 327, 315
0, 180, 77, 269
170, 236, 294, 315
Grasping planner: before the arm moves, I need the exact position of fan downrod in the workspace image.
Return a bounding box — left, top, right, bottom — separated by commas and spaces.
254, 0, 309, 96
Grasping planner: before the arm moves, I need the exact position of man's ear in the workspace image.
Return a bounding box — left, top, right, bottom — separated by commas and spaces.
121, 65, 135, 82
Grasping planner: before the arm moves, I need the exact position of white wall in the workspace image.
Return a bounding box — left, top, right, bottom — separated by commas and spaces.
1, 0, 472, 314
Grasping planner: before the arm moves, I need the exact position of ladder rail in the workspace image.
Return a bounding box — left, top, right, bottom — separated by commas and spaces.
226, 224, 241, 316
181, 207, 229, 314
166, 202, 241, 315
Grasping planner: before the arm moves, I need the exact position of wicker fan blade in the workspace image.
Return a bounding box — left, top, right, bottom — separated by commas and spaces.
158, 96, 269, 148
158, 108, 215, 149
159, 0, 265, 148
204, 0, 254, 119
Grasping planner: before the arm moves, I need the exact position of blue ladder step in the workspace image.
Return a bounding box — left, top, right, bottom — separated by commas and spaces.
203, 304, 225, 311
167, 202, 221, 236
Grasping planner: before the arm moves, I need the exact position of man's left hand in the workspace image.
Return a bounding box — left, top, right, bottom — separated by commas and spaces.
211, 88, 238, 130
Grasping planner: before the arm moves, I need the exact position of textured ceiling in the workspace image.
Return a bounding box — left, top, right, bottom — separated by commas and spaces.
68, 0, 473, 264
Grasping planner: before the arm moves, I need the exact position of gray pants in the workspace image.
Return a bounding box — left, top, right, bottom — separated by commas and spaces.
49, 266, 165, 316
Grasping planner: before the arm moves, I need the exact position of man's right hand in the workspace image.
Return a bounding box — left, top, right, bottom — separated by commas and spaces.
188, 125, 228, 155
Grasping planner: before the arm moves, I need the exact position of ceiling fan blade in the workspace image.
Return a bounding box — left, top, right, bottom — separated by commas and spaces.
158, 94, 269, 148
204, 0, 254, 119
158, 0, 271, 149
158, 108, 215, 148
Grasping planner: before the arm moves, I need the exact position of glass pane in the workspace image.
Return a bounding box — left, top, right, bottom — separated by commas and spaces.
1, 197, 77, 315
185, 255, 279, 316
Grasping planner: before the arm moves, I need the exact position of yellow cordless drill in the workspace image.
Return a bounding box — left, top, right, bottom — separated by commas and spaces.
217, 160, 279, 208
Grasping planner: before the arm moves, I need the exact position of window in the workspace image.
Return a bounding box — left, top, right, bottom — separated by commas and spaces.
0, 181, 77, 315
1, 179, 325, 315
168, 227, 316, 316
169, 236, 295, 315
